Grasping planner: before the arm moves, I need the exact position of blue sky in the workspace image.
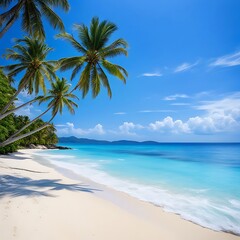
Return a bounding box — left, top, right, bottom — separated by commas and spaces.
1, 0, 240, 142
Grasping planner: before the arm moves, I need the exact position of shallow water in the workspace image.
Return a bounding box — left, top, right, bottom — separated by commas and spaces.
33, 143, 240, 235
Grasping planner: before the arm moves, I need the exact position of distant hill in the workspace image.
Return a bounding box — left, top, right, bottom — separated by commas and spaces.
58, 136, 159, 145
58, 137, 238, 145
59, 136, 109, 144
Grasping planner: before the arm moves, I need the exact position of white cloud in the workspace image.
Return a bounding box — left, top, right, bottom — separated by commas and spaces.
210, 51, 240, 67
114, 112, 127, 115
19, 90, 32, 99
119, 122, 144, 135
149, 117, 190, 134
195, 93, 240, 117
163, 94, 189, 101
14, 99, 24, 106
174, 61, 198, 73
15, 105, 33, 117
149, 114, 238, 135
141, 72, 162, 77
57, 122, 105, 136
171, 103, 190, 106
57, 94, 240, 138
14, 99, 41, 117
194, 91, 212, 98
191, 93, 240, 133
187, 115, 237, 134
139, 110, 175, 113
89, 124, 105, 135
149, 94, 240, 135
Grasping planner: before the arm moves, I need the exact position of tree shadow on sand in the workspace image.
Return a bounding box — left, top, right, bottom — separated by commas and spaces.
1, 152, 32, 161
0, 175, 101, 198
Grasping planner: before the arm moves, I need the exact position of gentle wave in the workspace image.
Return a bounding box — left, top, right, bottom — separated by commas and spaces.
38, 153, 240, 236
38, 153, 76, 159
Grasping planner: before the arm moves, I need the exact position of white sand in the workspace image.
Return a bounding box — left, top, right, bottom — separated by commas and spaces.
0, 149, 239, 240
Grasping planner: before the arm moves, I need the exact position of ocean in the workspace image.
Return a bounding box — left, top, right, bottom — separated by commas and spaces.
32, 143, 240, 235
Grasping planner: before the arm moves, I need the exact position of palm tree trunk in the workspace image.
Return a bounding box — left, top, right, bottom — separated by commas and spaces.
0, 87, 23, 115
47, 113, 57, 123
0, 1, 25, 39
0, 72, 33, 116
0, 97, 39, 121
0, 108, 57, 148
8, 105, 52, 140
70, 84, 80, 94
0, 123, 51, 147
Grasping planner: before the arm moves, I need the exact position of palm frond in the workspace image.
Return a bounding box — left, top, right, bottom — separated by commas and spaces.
78, 63, 91, 98
0, 0, 13, 7
101, 60, 127, 83
71, 64, 84, 81
38, 95, 52, 104
96, 20, 117, 49
97, 64, 112, 98
47, 0, 70, 11
22, 1, 45, 39
101, 47, 128, 58
63, 98, 75, 114
38, 1, 65, 31
102, 38, 128, 50
58, 56, 86, 72
66, 93, 79, 100
56, 32, 87, 53
74, 24, 92, 50
91, 65, 101, 98
6, 66, 27, 77
0, 2, 18, 25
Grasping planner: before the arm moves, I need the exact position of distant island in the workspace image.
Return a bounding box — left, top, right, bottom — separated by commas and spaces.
58, 136, 239, 145
58, 136, 158, 145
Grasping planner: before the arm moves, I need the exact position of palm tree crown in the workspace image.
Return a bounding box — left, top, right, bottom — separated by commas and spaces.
0, 37, 56, 116
39, 77, 78, 119
0, 0, 70, 39
56, 17, 128, 98
4, 37, 56, 95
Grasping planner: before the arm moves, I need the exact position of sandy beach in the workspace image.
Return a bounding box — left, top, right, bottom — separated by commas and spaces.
0, 149, 239, 240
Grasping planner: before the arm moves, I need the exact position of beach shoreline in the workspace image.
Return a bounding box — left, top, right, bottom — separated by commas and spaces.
0, 149, 239, 240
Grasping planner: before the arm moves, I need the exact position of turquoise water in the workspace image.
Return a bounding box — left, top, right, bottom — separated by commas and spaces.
34, 143, 240, 234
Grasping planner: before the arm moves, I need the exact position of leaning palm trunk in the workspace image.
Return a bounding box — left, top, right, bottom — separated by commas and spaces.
0, 111, 56, 148
0, 97, 39, 121
0, 86, 23, 116
8, 105, 53, 140
0, 72, 32, 115
0, 123, 51, 147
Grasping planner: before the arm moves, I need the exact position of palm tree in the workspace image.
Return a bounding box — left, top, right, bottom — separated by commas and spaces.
0, 37, 56, 117
0, 0, 70, 39
39, 77, 78, 117
0, 77, 78, 147
56, 17, 128, 98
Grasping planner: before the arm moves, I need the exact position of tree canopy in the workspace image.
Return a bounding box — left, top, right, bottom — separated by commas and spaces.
0, 70, 58, 154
